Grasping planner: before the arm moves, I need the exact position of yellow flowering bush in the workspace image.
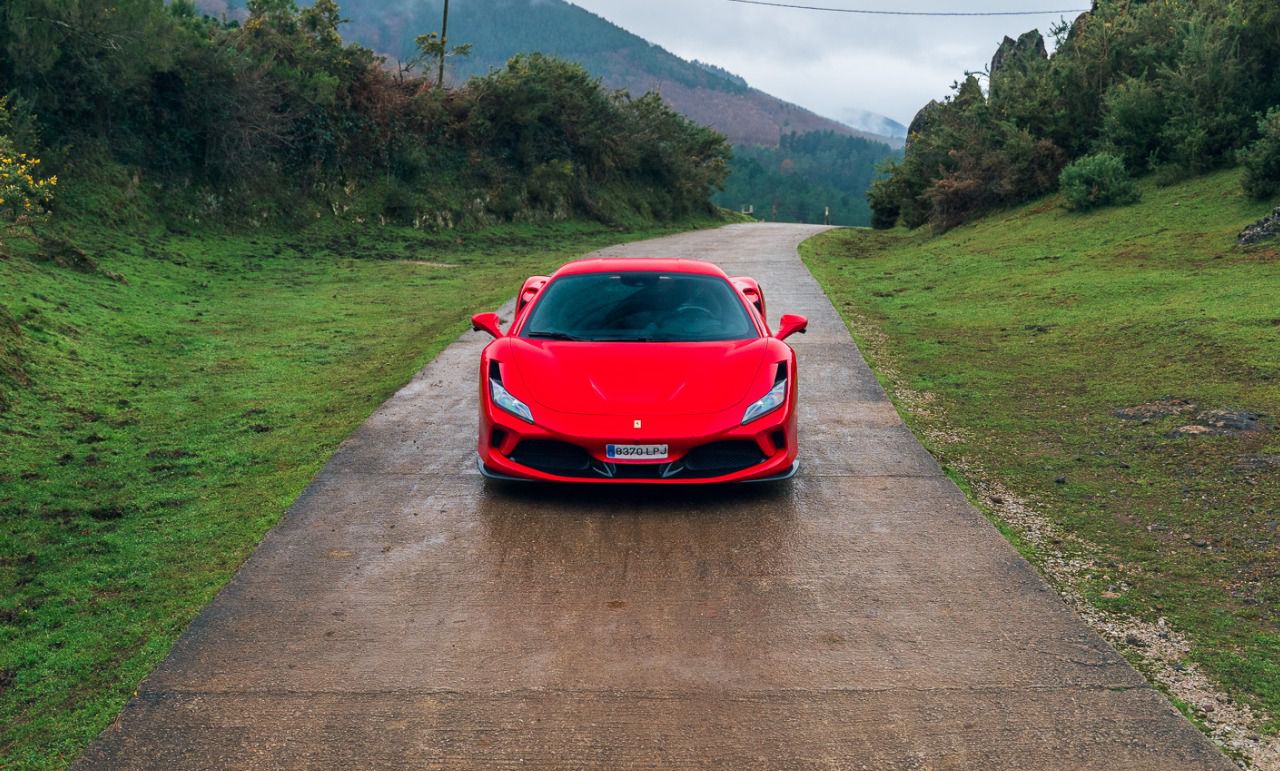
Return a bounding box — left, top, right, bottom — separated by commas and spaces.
0, 139, 56, 232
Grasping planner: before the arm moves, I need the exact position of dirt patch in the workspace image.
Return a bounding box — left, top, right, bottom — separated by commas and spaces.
1113, 399, 1198, 421
1169, 410, 1269, 437
86, 505, 130, 522
145, 449, 194, 461
1235, 454, 1280, 472
35, 237, 127, 283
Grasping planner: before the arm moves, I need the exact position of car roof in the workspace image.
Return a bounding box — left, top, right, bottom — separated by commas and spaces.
552, 258, 731, 278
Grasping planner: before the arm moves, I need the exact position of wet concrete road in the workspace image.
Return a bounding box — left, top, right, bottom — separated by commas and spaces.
78, 224, 1232, 769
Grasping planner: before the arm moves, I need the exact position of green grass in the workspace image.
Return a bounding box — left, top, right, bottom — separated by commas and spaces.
0, 215, 716, 768
802, 168, 1280, 731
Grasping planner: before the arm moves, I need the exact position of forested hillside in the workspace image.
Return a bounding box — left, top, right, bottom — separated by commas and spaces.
0, 0, 729, 230
716, 131, 900, 226
191, 0, 900, 226
330, 0, 906, 223
197, 0, 901, 149
871, 0, 1280, 231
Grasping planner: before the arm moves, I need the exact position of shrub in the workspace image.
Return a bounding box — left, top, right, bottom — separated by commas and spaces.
0, 102, 56, 241
1101, 78, 1168, 172
871, 1, 1280, 229
0, 4, 731, 229
1240, 108, 1280, 200
925, 173, 987, 232
1059, 153, 1140, 212
866, 165, 903, 230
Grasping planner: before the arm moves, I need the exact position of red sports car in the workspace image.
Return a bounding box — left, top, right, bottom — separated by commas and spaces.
471, 258, 807, 483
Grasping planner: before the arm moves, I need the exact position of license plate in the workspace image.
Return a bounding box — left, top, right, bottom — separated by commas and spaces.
606, 444, 669, 461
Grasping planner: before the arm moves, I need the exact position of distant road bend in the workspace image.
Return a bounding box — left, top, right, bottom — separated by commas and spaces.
78, 224, 1232, 769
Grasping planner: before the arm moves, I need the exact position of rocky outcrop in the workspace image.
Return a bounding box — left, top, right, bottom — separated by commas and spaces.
1065, 4, 1097, 45
1237, 207, 1280, 246
991, 30, 1048, 77
906, 100, 944, 149
1168, 410, 1269, 438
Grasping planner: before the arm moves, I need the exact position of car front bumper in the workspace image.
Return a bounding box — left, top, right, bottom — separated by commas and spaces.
477, 398, 799, 484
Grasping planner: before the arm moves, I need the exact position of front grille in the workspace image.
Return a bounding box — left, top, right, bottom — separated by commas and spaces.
506, 439, 769, 480
607, 463, 669, 480
507, 440, 592, 474
682, 441, 768, 474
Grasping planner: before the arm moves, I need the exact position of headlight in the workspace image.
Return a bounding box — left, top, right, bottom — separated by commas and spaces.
490, 378, 534, 423
742, 378, 787, 425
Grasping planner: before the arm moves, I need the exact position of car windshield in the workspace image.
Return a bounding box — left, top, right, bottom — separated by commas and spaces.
520, 271, 758, 343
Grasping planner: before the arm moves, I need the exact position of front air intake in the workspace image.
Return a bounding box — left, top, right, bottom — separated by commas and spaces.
681, 441, 767, 474
508, 440, 592, 474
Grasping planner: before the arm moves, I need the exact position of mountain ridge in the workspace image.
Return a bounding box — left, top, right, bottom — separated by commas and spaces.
196, 0, 901, 149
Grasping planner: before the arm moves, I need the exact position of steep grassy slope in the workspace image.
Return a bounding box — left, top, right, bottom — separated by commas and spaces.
803, 170, 1280, 744
0, 216, 717, 769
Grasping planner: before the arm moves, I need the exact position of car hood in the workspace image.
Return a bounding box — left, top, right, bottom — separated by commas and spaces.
505, 338, 771, 417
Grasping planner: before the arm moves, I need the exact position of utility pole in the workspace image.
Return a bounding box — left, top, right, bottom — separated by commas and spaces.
437, 0, 450, 88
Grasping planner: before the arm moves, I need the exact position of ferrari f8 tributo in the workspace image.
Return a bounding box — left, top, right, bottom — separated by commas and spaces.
471, 258, 807, 483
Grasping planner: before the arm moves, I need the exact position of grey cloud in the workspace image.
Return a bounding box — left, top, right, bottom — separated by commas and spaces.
569, 0, 1080, 124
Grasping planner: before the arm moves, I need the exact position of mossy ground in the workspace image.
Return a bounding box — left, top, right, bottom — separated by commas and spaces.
0, 216, 717, 768
803, 168, 1279, 733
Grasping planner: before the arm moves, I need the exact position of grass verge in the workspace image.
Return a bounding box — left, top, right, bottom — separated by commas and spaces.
0, 216, 717, 768
802, 169, 1279, 753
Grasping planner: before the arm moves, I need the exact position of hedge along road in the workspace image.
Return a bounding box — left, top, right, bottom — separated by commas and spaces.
76, 224, 1232, 769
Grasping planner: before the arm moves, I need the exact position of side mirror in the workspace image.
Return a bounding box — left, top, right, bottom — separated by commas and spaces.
776, 314, 808, 341
471, 312, 504, 339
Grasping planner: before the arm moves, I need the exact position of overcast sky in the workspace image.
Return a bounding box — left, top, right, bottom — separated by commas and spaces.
569, 0, 1086, 126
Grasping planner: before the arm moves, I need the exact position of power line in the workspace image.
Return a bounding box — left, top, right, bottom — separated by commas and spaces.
726, 0, 1087, 16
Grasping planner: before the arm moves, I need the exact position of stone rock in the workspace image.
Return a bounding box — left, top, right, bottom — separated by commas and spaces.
991, 30, 1048, 78
1167, 409, 1269, 437
906, 100, 944, 149
1237, 207, 1280, 246
1065, 4, 1098, 45
1197, 409, 1266, 433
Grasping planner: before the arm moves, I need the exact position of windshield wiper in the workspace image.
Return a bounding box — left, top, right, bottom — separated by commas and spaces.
525, 331, 587, 341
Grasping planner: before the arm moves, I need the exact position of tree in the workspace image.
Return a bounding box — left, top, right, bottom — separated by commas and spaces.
411, 32, 473, 85
869, 0, 1280, 230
